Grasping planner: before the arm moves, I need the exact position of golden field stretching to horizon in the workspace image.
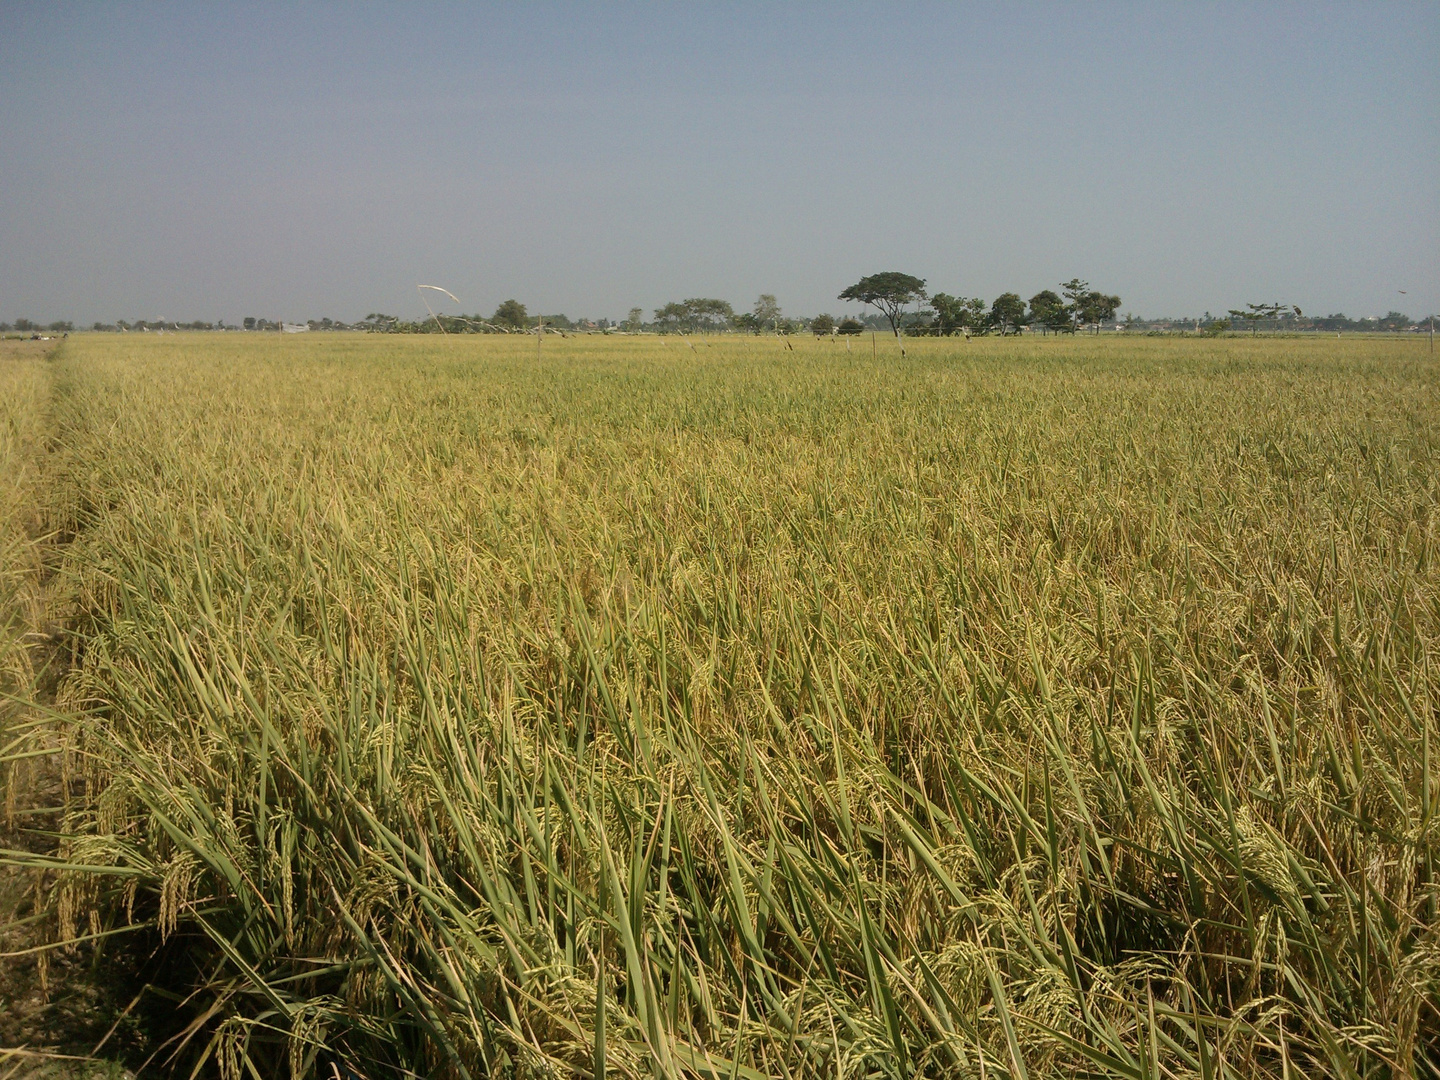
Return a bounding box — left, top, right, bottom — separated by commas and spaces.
1, 330, 1436, 1078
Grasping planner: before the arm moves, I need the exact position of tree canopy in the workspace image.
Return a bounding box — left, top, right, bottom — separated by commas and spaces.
929, 294, 986, 336
990, 293, 1028, 336
1028, 290, 1068, 334
838, 272, 927, 336
1078, 290, 1122, 329
492, 299, 529, 330
1060, 280, 1123, 333
1229, 302, 1295, 336
654, 298, 735, 333
752, 294, 784, 332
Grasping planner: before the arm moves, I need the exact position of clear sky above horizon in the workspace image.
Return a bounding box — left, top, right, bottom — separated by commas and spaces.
2, 2, 1436, 326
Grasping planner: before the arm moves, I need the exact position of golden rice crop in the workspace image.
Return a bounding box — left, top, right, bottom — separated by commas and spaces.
0, 342, 48, 700
4, 331, 1438, 1078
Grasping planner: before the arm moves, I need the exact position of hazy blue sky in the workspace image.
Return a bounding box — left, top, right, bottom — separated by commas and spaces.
2, 2, 1435, 324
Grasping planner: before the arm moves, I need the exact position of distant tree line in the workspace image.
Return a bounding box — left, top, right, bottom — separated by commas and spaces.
7, 298, 1433, 339
1, 319, 235, 333
1, 318, 74, 334
1244, 308, 1421, 333
836, 272, 1124, 339
1126, 309, 1431, 335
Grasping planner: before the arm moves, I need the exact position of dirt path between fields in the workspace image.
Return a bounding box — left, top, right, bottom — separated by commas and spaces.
0, 340, 138, 1078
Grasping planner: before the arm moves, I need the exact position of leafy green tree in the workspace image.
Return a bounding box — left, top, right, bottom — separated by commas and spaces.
753, 294, 782, 332
624, 307, 644, 331
929, 293, 986, 336
838, 272, 927, 338
653, 302, 687, 331
688, 298, 734, 332
1060, 279, 1091, 332
1078, 290, 1122, 332
654, 299, 734, 333
1028, 290, 1068, 335
1059, 279, 1122, 333
836, 318, 864, 335
1229, 303, 1288, 336
990, 293, 1027, 336
492, 299, 529, 330
928, 294, 962, 335
810, 313, 835, 335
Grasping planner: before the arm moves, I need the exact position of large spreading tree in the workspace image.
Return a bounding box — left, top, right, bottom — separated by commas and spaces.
654, 298, 735, 333
838, 272, 927, 338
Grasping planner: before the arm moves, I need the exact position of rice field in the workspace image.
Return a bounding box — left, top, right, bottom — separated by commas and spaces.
0, 341, 48, 700
2, 331, 1437, 1078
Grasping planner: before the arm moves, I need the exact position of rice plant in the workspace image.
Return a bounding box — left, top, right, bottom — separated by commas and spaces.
0, 341, 49, 706
5, 331, 1437, 1077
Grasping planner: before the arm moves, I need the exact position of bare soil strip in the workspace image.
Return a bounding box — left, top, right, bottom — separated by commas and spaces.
0, 340, 136, 1078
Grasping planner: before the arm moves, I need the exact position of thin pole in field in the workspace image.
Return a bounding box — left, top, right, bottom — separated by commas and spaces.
418, 284, 461, 335
1401, 290, 1430, 356
872, 331, 877, 361
537, 314, 543, 358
